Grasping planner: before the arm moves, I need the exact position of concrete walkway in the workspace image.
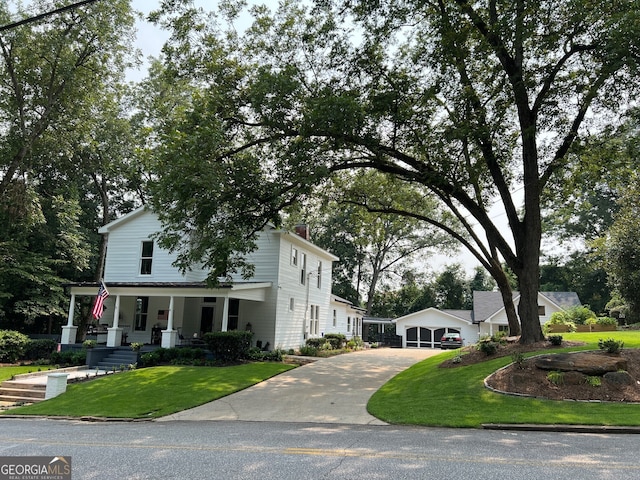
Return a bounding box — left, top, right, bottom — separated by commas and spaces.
158, 347, 440, 425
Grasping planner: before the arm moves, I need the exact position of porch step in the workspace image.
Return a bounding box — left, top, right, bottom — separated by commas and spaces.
95, 349, 140, 371
0, 381, 46, 404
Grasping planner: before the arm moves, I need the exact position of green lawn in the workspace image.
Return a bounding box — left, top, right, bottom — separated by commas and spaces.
0, 366, 55, 382
368, 331, 640, 428
4, 362, 295, 419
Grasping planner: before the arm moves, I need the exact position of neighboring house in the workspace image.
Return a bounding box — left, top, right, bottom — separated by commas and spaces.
394, 291, 581, 349
62, 207, 364, 351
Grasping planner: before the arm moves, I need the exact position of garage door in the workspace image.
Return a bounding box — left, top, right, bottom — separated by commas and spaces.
406, 327, 460, 348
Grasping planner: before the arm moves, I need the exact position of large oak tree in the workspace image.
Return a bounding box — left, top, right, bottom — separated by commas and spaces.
149, 0, 640, 343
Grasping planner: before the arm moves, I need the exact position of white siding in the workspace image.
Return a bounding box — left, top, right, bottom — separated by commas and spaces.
103, 210, 207, 283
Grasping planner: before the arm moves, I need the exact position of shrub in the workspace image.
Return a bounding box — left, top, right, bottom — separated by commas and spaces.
491, 331, 508, 344
245, 347, 284, 362
0, 330, 30, 363
543, 313, 576, 334
547, 335, 563, 346
298, 345, 318, 356
323, 333, 346, 349
140, 351, 161, 367
547, 371, 564, 385
598, 338, 624, 354
565, 306, 597, 325
585, 376, 601, 387
83, 339, 97, 349
23, 339, 58, 361
203, 331, 253, 362
511, 351, 525, 369
596, 316, 617, 326
476, 337, 499, 356
306, 338, 328, 349
50, 349, 86, 367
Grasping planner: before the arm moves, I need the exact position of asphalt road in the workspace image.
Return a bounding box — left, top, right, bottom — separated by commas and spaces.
1, 418, 639, 480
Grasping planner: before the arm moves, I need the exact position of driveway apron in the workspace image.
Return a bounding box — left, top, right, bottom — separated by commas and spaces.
158, 347, 440, 425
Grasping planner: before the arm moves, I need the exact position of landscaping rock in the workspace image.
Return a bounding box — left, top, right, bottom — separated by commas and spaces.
603, 371, 635, 386
534, 352, 627, 376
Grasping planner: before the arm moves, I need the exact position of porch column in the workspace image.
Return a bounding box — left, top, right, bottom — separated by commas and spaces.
161, 296, 177, 348
107, 295, 123, 347
221, 296, 229, 332
61, 293, 77, 345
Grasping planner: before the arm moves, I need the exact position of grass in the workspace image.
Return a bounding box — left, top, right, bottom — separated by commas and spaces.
0, 365, 55, 382
4, 363, 295, 419
368, 331, 640, 428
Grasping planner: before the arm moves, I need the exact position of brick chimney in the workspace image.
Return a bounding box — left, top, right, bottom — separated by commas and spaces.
295, 224, 310, 240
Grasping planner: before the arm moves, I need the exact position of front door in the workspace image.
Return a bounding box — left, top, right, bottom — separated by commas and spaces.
200, 306, 215, 335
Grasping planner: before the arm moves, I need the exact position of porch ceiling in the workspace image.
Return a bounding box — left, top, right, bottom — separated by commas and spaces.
66, 281, 272, 301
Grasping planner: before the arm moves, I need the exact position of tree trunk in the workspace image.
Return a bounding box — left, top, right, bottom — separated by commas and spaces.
492, 267, 521, 336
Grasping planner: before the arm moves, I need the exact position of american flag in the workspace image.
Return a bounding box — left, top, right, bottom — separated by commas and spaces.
91, 283, 109, 320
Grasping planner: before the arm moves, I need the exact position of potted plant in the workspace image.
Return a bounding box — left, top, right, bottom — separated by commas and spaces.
130, 342, 144, 352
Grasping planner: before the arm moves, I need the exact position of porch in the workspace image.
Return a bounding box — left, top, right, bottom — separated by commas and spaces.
62, 281, 272, 349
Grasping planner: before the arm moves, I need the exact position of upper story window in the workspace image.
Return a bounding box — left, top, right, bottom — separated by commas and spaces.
291, 247, 298, 266
317, 261, 322, 288
538, 305, 546, 316
300, 252, 307, 285
140, 241, 154, 275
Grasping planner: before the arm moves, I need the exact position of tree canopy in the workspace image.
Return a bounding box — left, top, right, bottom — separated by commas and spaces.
148, 0, 640, 343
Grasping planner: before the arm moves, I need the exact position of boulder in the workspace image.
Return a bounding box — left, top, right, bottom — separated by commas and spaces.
603, 371, 635, 386
534, 352, 627, 376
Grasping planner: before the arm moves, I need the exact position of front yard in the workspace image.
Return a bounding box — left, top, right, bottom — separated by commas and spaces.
2, 363, 295, 419
367, 331, 640, 428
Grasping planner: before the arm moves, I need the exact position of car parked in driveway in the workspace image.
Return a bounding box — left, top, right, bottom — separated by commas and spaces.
440, 332, 463, 349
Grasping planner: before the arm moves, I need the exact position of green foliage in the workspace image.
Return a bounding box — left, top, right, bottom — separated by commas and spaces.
23, 339, 58, 361
245, 348, 284, 362
298, 345, 318, 356
545, 311, 576, 332
547, 371, 565, 386
476, 337, 499, 356
140, 347, 208, 367
203, 331, 253, 362
598, 338, 624, 354
511, 352, 525, 369
49, 349, 86, 367
0, 330, 30, 363
323, 333, 346, 349
585, 376, 602, 387
130, 342, 144, 351
83, 340, 97, 349
149, 0, 640, 346
547, 335, 563, 346
305, 338, 330, 349
596, 316, 618, 326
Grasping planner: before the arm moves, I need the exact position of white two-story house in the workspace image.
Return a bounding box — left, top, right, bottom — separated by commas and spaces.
62, 207, 364, 351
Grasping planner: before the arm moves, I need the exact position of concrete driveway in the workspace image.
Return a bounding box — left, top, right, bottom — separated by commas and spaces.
158, 347, 440, 425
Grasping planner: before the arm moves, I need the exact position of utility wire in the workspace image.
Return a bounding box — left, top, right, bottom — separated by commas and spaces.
0, 0, 102, 32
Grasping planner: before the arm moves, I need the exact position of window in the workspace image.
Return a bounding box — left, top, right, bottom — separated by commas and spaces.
538, 305, 546, 316
140, 241, 154, 275
228, 299, 240, 330
134, 296, 149, 331
310, 305, 315, 320
291, 247, 298, 266
498, 325, 509, 332
300, 252, 307, 284
332, 309, 337, 327
315, 305, 320, 321
347, 316, 351, 332
289, 298, 295, 311
317, 261, 322, 288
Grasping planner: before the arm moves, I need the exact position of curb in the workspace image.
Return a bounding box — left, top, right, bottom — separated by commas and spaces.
482, 423, 640, 434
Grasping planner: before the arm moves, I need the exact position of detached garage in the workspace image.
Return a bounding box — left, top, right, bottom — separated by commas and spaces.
394, 308, 476, 349
394, 291, 582, 349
